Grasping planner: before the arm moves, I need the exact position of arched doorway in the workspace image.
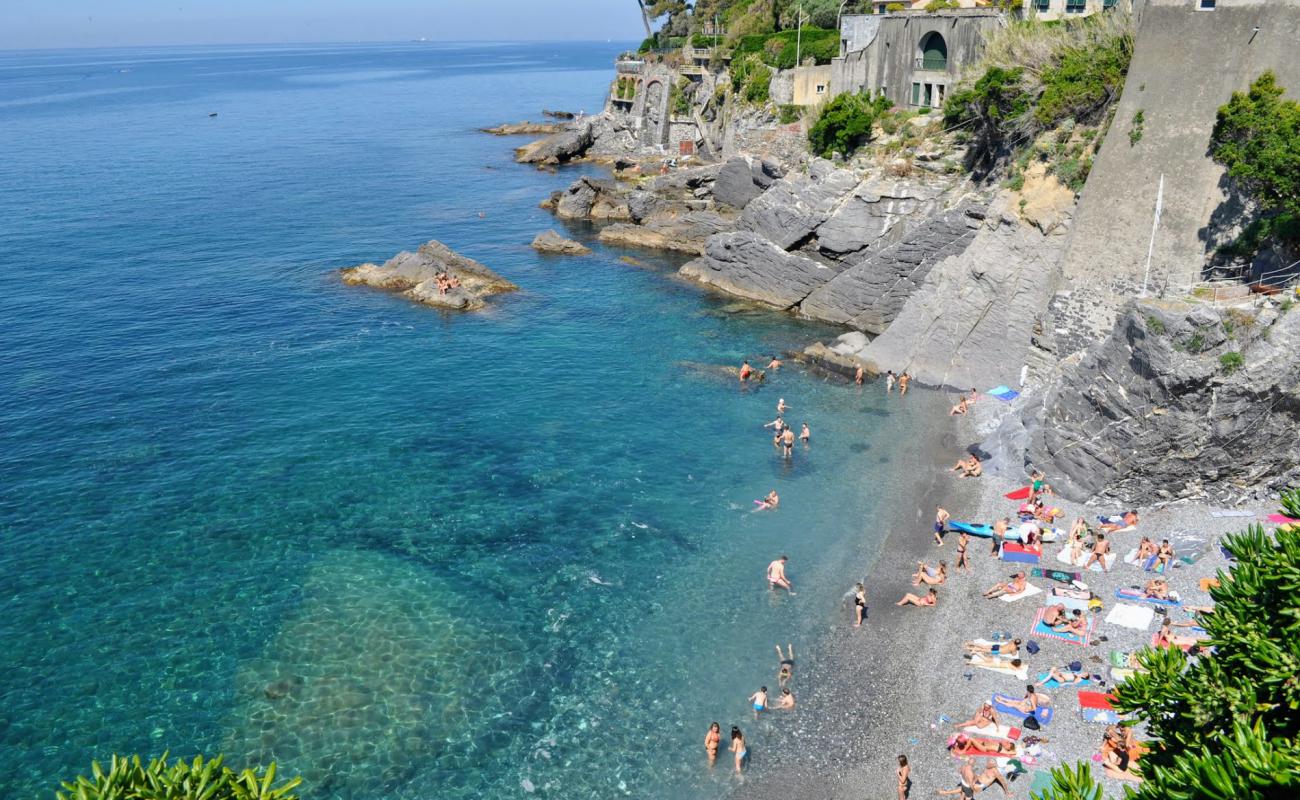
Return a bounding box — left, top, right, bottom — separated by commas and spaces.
918, 32, 947, 71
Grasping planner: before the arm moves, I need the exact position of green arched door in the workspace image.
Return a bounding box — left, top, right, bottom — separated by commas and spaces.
919, 32, 947, 71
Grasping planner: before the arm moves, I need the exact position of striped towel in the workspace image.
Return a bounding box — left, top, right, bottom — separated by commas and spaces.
1030, 607, 1094, 646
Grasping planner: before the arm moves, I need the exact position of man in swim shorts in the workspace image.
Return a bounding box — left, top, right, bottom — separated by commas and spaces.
934, 506, 950, 546
767, 556, 793, 593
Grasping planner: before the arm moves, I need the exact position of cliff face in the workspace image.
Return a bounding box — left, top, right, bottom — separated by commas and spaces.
1022, 298, 1300, 503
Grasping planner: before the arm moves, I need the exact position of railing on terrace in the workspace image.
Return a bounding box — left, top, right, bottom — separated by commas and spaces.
915, 56, 948, 70
1250, 258, 1300, 294
616, 60, 645, 74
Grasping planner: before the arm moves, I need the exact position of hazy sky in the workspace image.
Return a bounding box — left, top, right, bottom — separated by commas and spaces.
0, 1, 646, 50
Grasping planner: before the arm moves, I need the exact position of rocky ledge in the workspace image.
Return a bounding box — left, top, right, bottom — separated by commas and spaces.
481, 121, 567, 136
531, 230, 591, 255
514, 122, 594, 166
340, 240, 518, 311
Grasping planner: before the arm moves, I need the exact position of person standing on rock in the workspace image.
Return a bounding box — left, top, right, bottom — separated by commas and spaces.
934, 506, 951, 546
899, 373, 911, 396
885, 370, 896, 392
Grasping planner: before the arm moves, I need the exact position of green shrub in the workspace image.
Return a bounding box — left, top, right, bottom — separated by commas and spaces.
885, 2, 905, 10
925, 0, 959, 9
1211, 71, 1300, 250
638, 36, 658, 53
1005, 172, 1026, 192
1129, 108, 1145, 146
1145, 314, 1165, 334
778, 104, 802, 124
1051, 155, 1092, 194
1182, 332, 1205, 352
808, 91, 893, 158
1219, 351, 1245, 373
671, 79, 692, 117
730, 54, 773, 105
733, 27, 839, 68
57, 754, 299, 800
1035, 26, 1132, 127
1281, 486, 1300, 518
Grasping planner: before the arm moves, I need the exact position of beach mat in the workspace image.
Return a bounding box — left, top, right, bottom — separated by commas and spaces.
1005, 486, 1032, 500
974, 660, 1029, 680
1115, 587, 1180, 606
1037, 671, 1092, 689
1030, 607, 1094, 646
1122, 548, 1165, 572
1000, 582, 1043, 603
961, 722, 1022, 740
1056, 548, 1116, 572
1209, 509, 1255, 518
1105, 603, 1155, 631
1267, 514, 1299, 524
989, 385, 1021, 403
1001, 542, 1042, 564
991, 693, 1053, 725
1078, 691, 1121, 723
1033, 567, 1082, 585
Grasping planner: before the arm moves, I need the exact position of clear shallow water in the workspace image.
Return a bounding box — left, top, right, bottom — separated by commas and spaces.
0, 42, 933, 799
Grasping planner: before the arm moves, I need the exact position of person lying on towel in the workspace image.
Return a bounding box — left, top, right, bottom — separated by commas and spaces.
983, 572, 1027, 599
1037, 665, 1089, 687
1052, 609, 1089, 636
1000, 685, 1051, 714
1099, 510, 1139, 532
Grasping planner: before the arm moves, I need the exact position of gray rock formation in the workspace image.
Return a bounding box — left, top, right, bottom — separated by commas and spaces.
598, 209, 733, 255
514, 122, 594, 165
1022, 299, 1300, 503
481, 121, 565, 136
799, 205, 984, 331
813, 179, 949, 258
531, 230, 591, 255
738, 159, 859, 250
832, 203, 1062, 390
340, 240, 518, 311
679, 232, 837, 308
713, 156, 782, 210
553, 177, 631, 221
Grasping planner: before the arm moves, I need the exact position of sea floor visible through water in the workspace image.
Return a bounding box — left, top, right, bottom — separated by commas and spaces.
2, 42, 949, 800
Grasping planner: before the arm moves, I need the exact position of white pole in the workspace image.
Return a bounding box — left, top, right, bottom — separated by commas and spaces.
1141, 174, 1164, 297
796, 4, 803, 66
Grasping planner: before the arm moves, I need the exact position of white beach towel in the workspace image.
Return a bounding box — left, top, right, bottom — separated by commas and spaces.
973, 660, 1030, 680
999, 582, 1043, 603
1123, 547, 1142, 566
1054, 595, 1091, 612
1209, 509, 1254, 518
962, 722, 1019, 740
1056, 548, 1117, 572
1105, 603, 1155, 630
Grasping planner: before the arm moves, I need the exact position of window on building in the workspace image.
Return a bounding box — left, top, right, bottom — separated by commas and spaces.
1199, 0, 1216, 8
1034, 0, 1051, 11
1104, 0, 1118, 8
911, 82, 921, 106
816, 84, 827, 94
917, 32, 948, 71
1065, 0, 1086, 13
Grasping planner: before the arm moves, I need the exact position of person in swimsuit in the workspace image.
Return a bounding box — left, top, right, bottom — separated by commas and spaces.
776, 687, 795, 709
1086, 533, 1112, 573
895, 587, 937, 607
983, 572, 1026, 599
885, 370, 895, 392
1056, 611, 1090, 638
766, 556, 793, 593
1038, 665, 1089, 687
1135, 536, 1157, 563
777, 398, 790, 414
1154, 617, 1204, 649
964, 637, 1021, 657
952, 702, 999, 731
949, 734, 1018, 756
990, 517, 1008, 557
974, 758, 1013, 796
936, 758, 978, 798
704, 722, 721, 766
749, 686, 768, 719
898, 372, 911, 396
800, 423, 810, 443
852, 582, 868, 627
854, 365, 865, 385
897, 755, 911, 800
775, 644, 795, 688
912, 560, 948, 586
949, 397, 969, 416
1144, 578, 1170, 600
1154, 539, 1175, 571
781, 426, 795, 458
955, 529, 971, 574
1042, 603, 1068, 626
757, 490, 779, 511
729, 726, 747, 773
766, 355, 782, 370
934, 506, 950, 546
739, 360, 753, 382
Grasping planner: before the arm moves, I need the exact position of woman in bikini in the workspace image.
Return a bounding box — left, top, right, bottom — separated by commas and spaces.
949, 734, 1017, 756
1144, 578, 1169, 600
911, 561, 947, 586
730, 726, 747, 773
955, 530, 971, 574
704, 722, 721, 766
1002, 684, 1050, 715
1135, 536, 1156, 563
952, 702, 1000, 732
897, 755, 911, 800
982, 572, 1026, 599
1154, 539, 1175, 571
895, 587, 937, 607
1038, 665, 1089, 686
852, 582, 867, 627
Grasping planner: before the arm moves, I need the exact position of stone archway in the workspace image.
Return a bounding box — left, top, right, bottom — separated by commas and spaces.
641, 79, 667, 146
918, 31, 948, 71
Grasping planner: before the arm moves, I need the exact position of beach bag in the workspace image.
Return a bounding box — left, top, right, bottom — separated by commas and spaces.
1022, 716, 1041, 731
1025, 640, 1041, 655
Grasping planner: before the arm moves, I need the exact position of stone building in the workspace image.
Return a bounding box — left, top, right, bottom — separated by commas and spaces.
831, 10, 1006, 109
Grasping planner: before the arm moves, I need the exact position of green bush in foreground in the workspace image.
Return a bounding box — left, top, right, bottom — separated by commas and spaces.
732, 27, 839, 68
807, 91, 892, 158
1033, 525, 1300, 800
58, 753, 301, 800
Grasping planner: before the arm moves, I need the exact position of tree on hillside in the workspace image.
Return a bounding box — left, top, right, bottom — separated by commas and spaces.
1032, 524, 1300, 800
1211, 71, 1300, 247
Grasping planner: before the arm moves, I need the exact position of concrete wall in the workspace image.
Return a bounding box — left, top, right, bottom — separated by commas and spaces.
792, 65, 834, 105
1058, 0, 1300, 296
1021, 0, 1116, 21
839, 14, 882, 56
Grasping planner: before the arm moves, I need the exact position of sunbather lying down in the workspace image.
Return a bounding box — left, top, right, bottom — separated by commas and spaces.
948, 734, 1018, 756
1037, 666, 1089, 686
952, 702, 1000, 731
963, 637, 1021, 657
965, 653, 1023, 670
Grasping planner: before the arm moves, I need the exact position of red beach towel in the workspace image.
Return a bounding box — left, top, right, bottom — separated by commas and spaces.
1077, 691, 1116, 710
1005, 486, 1032, 500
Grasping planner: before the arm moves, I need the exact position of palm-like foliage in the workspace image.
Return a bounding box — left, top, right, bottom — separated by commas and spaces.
57, 753, 301, 800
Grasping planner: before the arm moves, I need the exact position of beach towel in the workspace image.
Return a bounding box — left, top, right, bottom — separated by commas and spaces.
1030, 607, 1094, 646
1115, 587, 1180, 607
999, 582, 1043, 603
1052, 594, 1091, 613
973, 660, 1030, 680
1267, 514, 1299, 524
948, 736, 1022, 760
1209, 509, 1255, 518
989, 385, 1021, 403
1105, 603, 1155, 630
1004, 486, 1032, 500
1037, 671, 1092, 689
961, 722, 1022, 740
1001, 542, 1042, 564
1040, 527, 1061, 543
1109, 650, 1135, 668
1033, 567, 1081, 585
1078, 691, 1121, 723
1056, 548, 1117, 572
991, 693, 1054, 725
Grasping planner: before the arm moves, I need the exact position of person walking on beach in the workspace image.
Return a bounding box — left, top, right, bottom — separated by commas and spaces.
885, 370, 896, 392
703, 722, 721, 767
767, 556, 794, 594
749, 686, 768, 719
991, 517, 1008, 557
852, 582, 867, 627
729, 726, 747, 773
898, 373, 911, 396
775, 644, 795, 688
955, 529, 971, 574
934, 506, 950, 546
897, 755, 911, 800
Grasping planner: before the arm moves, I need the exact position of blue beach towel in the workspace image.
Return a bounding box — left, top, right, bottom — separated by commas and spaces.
1030, 607, 1094, 646
1036, 671, 1092, 689
1116, 587, 1180, 607
992, 693, 1054, 725
988, 385, 1020, 402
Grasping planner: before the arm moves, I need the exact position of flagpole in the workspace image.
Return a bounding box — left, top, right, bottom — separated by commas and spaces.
1141, 174, 1164, 297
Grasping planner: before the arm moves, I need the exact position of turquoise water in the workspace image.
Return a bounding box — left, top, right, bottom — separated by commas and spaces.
0, 42, 932, 799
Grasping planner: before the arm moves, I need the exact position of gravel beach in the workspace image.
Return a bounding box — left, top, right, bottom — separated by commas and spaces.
734, 387, 1268, 800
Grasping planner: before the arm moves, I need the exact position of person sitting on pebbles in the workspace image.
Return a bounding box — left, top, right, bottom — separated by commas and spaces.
896, 587, 938, 607
912, 560, 948, 586
951, 454, 983, 478
949, 396, 970, 416
952, 702, 1000, 732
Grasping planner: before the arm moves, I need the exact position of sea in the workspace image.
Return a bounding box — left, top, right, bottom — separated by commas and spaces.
0, 41, 934, 799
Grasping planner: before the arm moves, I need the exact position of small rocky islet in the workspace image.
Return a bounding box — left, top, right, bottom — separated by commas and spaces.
340, 240, 517, 312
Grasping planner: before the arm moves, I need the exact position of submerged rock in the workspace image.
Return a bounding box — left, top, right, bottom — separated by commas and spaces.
340, 240, 518, 311
531, 230, 591, 255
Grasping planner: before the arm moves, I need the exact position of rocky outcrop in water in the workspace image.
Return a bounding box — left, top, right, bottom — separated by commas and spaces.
598, 210, 732, 255
548, 176, 632, 221
481, 121, 566, 136
514, 123, 594, 165
1021, 299, 1300, 503
340, 240, 518, 311
531, 230, 591, 255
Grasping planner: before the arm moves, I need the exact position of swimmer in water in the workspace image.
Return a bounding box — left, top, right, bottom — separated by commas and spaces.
757, 490, 779, 510
767, 555, 793, 593
885, 370, 895, 393
730, 726, 747, 773
704, 722, 721, 766
775, 643, 795, 688
777, 398, 790, 414
767, 355, 782, 370
776, 687, 795, 709
749, 686, 768, 719
854, 365, 865, 385
781, 426, 795, 457
898, 372, 911, 396
739, 360, 753, 382
800, 423, 810, 442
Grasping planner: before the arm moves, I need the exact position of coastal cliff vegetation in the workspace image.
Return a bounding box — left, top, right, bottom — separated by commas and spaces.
1033, 524, 1300, 800
56, 753, 300, 800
